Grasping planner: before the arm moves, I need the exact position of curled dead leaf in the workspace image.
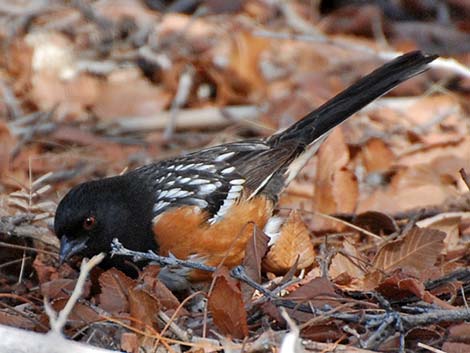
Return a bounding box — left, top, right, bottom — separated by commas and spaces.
361, 137, 395, 173
208, 267, 248, 339
263, 212, 315, 274
128, 285, 161, 331
98, 268, 136, 314
329, 240, 367, 289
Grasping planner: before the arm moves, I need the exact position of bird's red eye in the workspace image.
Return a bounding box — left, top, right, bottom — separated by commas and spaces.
83, 216, 96, 230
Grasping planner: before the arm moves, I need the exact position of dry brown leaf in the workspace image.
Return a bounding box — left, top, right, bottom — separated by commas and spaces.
448, 322, 470, 341
286, 276, 341, 308
377, 272, 455, 308
442, 342, 470, 353
92, 69, 171, 121
229, 31, 269, 94
358, 164, 462, 213
0, 310, 37, 330
241, 226, 269, 302
51, 299, 101, 329
30, 71, 100, 115
141, 265, 183, 313
366, 227, 446, 287
353, 211, 399, 235
329, 240, 367, 287
208, 267, 248, 339
313, 128, 358, 230
41, 279, 80, 300
417, 212, 470, 254
128, 285, 161, 331
121, 332, 139, 353
263, 212, 315, 274
98, 268, 136, 314
398, 137, 470, 174
361, 137, 395, 173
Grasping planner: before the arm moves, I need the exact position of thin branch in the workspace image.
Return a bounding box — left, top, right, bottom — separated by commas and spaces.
98, 105, 260, 135
46, 253, 105, 334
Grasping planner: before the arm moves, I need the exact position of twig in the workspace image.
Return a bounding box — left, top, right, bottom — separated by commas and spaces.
299, 210, 383, 241
0, 216, 59, 248
98, 105, 260, 135
45, 253, 105, 334
111, 239, 275, 298
417, 342, 447, 353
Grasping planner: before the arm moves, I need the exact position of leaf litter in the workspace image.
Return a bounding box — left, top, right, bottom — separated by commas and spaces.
0, 1, 470, 352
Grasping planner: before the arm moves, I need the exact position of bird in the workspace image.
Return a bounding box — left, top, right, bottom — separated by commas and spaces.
54, 51, 437, 290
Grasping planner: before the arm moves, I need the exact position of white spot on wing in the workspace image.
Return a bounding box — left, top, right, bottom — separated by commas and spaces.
229, 179, 245, 185
221, 166, 235, 174
153, 201, 170, 212
188, 178, 209, 185
158, 190, 168, 199
175, 163, 194, 171
214, 151, 235, 162
196, 164, 215, 171
197, 183, 217, 195
166, 188, 192, 199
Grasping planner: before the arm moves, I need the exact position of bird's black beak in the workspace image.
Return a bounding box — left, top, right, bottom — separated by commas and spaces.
59, 235, 87, 265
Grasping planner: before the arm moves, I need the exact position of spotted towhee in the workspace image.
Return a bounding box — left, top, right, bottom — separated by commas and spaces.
55, 51, 437, 290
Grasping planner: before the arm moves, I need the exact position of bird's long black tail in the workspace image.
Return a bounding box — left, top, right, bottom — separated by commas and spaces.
269, 51, 437, 147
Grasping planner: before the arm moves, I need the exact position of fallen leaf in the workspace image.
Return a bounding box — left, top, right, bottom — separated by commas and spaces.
330, 240, 367, 287
41, 278, 87, 300
0, 310, 37, 330
141, 266, 183, 313
366, 227, 446, 287
286, 276, 341, 308
448, 322, 470, 342
241, 226, 269, 302
263, 212, 315, 274
128, 285, 161, 331
92, 68, 171, 121
377, 272, 455, 308
417, 212, 470, 254
98, 268, 136, 314
208, 267, 248, 339
353, 211, 398, 235
442, 342, 470, 353
361, 137, 395, 173
121, 332, 139, 353
51, 299, 101, 329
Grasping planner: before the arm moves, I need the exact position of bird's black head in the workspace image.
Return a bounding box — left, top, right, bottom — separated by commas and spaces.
54, 175, 158, 267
